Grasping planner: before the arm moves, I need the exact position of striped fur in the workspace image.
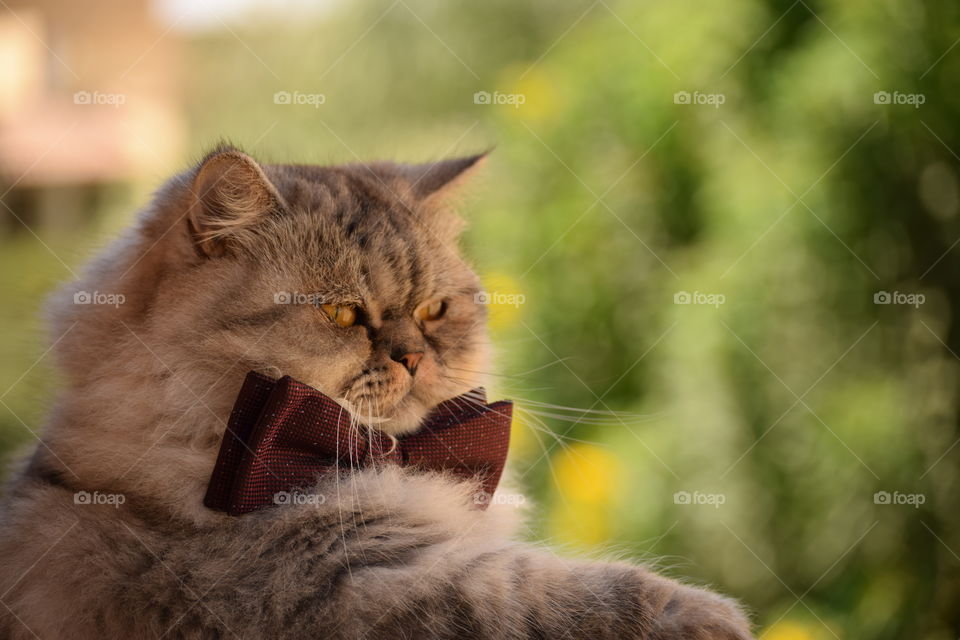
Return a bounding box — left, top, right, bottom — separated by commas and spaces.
0, 147, 753, 639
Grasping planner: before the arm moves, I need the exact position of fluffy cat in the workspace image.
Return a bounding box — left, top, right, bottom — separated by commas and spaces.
0, 146, 754, 639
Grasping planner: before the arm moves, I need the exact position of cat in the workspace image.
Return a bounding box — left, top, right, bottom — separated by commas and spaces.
0, 145, 754, 639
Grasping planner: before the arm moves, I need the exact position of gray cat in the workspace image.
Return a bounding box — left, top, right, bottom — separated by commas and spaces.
0, 146, 754, 639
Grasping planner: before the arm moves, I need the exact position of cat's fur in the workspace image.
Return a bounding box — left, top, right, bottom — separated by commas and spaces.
0, 146, 754, 639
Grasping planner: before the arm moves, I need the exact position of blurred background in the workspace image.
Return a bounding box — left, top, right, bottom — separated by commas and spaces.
1, 0, 959, 637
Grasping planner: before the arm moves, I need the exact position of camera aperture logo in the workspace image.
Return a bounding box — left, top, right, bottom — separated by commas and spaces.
274, 90, 326, 108
473, 90, 526, 109
73, 90, 126, 108
874, 290, 924, 308
274, 490, 327, 506
473, 491, 526, 507
674, 290, 725, 308
674, 91, 725, 108
74, 490, 126, 507
873, 490, 925, 508
73, 290, 125, 307
274, 291, 324, 305
673, 490, 726, 509
873, 91, 925, 108
475, 290, 526, 308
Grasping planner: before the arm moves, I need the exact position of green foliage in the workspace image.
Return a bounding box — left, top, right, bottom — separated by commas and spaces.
3, 1, 959, 637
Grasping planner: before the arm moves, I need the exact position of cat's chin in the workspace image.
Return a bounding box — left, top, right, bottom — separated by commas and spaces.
340, 391, 466, 436
349, 399, 431, 436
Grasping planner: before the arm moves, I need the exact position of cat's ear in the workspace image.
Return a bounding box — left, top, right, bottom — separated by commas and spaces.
404, 152, 489, 202
186, 147, 283, 257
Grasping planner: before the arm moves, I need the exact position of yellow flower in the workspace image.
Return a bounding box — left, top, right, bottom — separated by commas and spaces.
761, 621, 819, 640
550, 501, 609, 546
498, 64, 560, 123
547, 443, 626, 546
507, 410, 537, 460
553, 442, 622, 503
480, 272, 526, 330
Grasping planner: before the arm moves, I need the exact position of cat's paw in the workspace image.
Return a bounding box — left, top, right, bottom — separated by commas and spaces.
650, 584, 754, 640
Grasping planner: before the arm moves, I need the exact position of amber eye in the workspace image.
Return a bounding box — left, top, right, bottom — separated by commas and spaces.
320, 304, 357, 328
415, 299, 446, 323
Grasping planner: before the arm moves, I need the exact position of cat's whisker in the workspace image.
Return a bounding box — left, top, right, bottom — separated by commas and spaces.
512, 414, 599, 447
446, 357, 573, 379
513, 409, 580, 455
439, 374, 653, 427
513, 408, 653, 426
442, 363, 655, 423
438, 373, 536, 396
444, 367, 533, 380
333, 402, 355, 583
505, 401, 592, 529
438, 388, 586, 455
512, 399, 652, 418
353, 398, 374, 566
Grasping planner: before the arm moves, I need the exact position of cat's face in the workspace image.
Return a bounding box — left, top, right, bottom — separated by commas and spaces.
156, 148, 490, 435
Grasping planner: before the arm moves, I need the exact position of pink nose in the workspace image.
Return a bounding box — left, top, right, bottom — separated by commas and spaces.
393, 351, 424, 375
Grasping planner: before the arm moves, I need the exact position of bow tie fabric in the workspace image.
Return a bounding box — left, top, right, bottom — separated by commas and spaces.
204, 371, 513, 515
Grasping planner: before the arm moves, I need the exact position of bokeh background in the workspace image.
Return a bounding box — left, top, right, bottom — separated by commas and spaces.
2, 0, 959, 637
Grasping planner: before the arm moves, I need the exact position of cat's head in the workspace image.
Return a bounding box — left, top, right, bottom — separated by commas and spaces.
54, 145, 492, 437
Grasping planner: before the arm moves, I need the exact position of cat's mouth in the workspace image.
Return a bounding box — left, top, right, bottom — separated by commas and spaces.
338, 366, 412, 423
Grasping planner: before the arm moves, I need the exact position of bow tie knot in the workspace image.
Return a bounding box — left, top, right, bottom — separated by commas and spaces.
204, 372, 513, 516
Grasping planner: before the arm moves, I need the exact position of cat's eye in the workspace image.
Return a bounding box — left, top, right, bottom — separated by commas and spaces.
415, 299, 446, 323
320, 304, 357, 328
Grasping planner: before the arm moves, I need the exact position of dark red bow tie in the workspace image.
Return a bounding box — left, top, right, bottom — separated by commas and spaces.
204, 371, 513, 515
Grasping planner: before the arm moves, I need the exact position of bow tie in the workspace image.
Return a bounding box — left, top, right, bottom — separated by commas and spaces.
204, 371, 513, 515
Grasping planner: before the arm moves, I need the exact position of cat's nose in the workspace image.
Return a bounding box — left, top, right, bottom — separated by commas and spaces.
392, 351, 424, 375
